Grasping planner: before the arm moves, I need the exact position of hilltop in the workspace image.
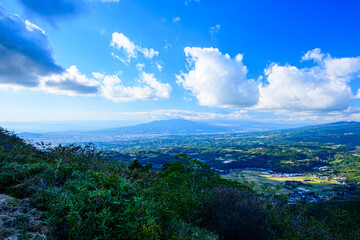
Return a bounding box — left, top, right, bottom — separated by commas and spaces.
1, 123, 360, 239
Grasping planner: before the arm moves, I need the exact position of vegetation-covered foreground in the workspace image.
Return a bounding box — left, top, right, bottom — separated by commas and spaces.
1, 128, 360, 239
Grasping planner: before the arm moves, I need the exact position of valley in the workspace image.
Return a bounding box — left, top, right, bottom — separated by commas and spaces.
18, 120, 360, 202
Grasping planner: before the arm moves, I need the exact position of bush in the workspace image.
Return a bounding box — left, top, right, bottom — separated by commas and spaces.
32, 172, 162, 239
200, 187, 269, 240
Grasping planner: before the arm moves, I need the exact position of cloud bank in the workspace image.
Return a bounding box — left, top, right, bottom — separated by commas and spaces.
99, 71, 171, 102
176, 47, 259, 108
178, 47, 360, 115
258, 48, 360, 112
40, 66, 100, 96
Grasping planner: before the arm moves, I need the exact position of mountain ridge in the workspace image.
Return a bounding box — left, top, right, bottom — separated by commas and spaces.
15, 119, 360, 144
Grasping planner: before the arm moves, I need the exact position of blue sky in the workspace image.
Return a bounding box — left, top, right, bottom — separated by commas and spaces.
1, 0, 360, 126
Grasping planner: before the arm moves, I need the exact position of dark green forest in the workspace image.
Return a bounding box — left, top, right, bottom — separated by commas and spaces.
1, 127, 360, 239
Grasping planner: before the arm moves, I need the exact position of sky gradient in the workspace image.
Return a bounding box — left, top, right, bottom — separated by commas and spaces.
1, 0, 360, 126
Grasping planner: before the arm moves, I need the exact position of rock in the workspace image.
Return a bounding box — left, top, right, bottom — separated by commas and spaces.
0, 193, 48, 239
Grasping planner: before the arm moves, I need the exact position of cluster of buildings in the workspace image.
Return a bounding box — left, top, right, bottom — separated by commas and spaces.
270, 172, 303, 177
288, 188, 332, 204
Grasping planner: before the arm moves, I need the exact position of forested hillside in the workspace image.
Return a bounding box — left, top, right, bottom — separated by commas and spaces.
1, 127, 360, 239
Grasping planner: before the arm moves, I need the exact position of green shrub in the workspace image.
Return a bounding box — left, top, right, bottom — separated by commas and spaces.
199, 187, 269, 240
31, 171, 162, 239
0, 162, 50, 197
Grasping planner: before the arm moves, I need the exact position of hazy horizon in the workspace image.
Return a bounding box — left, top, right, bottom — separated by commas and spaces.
0, 118, 329, 134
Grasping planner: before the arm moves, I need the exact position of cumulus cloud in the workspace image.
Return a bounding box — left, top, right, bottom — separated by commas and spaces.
0, 6, 63, 87
110, 32, 159, 63
110, 33, 137, 60
99, 71, 171, 102
141, 72, 171, 99
0, 7, 100, 97
40, 66, 100, 96
301, 48, 326, 63
176, 47, 259, 108
257, 48, 360, 112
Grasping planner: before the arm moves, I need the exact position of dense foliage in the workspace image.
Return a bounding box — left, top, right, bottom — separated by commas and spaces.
0, 127, 360, 239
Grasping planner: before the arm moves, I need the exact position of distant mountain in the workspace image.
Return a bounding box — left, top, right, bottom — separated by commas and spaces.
99, 119, 230, 134
290, 121, 360, 132
15, 120, 360, 145
18, 132, 44, 138
203, 119, 308, 132
277, 121, 360, 146
281, 121, 360, 134
17, 119, 236, 144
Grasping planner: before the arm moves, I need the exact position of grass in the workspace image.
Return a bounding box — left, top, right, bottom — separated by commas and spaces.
222, 170, 342, 194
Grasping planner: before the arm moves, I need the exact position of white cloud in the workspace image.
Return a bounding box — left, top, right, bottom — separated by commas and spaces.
172, 17, 181, 23
40, 66, 100, 96
110, 32, 158, 63
111, 52, 127, 64
136, 63, 145, 71
24, 20, 45, 34
99, 109, 249, 121
3, 109, 248, 122
301, 48, 326, 63
138, 109, 249, 121
177, 47, 259, 108
156, 62, 163, 72
209, 24, 221, 36
99, 71, 171, 102
355, 89, 360, 99
0, 7, 63, 88
271, 106, 360, 122
257, 49, 360, 112
110, 33, 137, 62
141, 72, 171, 99
138, 47, 159, 59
